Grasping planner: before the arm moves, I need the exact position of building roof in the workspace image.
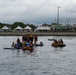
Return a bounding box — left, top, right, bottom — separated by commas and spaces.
24, 26, 32, 29
1, 26, 9, 29
14, 26, 22, 29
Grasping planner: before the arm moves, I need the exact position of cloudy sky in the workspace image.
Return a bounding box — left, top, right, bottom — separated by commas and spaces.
0, 0, 76, 25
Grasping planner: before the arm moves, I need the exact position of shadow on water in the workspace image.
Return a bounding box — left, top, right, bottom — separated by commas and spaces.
3, 46, 38, 58
52, 46, 66, 53
15, 46, 38, 57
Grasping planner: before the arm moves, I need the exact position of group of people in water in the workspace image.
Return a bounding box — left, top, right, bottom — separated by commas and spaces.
22, 34, 38, 49
52, 39, 64, 47
11, 34, 65, 51
12, 34, 38, 51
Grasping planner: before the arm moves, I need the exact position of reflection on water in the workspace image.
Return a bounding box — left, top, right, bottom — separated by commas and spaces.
53, 47, 63, 52
0, 36, 76, 75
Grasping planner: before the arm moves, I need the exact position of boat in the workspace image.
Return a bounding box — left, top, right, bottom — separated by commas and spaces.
35, 43, 44, 46
3, 47, 16, 50
4, 41, 43, 50
51, 39, 66, 47
35, 42, 44, 46
51, 43, 66, 47
58, 44, 66, 47
22, 46, 34, 52
48, 38, 54, 41
15, 43, 22, 49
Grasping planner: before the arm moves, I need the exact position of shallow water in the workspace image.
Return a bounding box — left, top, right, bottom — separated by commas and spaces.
0, 36, 76, 75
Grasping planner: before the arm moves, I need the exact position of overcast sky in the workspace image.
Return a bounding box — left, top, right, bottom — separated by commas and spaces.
0, 0, 76, 25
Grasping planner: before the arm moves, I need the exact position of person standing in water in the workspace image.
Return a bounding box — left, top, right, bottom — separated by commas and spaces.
11, 42, 15, 48
17, 38, 21, 44
34, 35, 38, 45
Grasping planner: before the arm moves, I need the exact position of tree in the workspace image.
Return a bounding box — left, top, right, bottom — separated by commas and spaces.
29, 24, 37, 31
11, 22, 25, 29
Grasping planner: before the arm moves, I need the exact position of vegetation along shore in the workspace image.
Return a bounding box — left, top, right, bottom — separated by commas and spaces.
1, 22, 76, 36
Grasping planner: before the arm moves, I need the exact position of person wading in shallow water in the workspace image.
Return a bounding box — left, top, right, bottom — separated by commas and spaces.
11, 42, 15, 48
17, 38, 21, 44
29, 34, 33, 44
34, 35, 38, 45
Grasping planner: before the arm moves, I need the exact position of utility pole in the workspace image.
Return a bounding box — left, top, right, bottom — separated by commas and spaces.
57, 6, 61, 25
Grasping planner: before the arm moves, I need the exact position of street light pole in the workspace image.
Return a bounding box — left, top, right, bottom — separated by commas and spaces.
57, 6, 61, 25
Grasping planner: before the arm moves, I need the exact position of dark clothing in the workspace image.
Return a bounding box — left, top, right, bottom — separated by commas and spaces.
34, 35, 38, 41
22, 36, 28, 42
29, 37, 33, 42
17, 38, 20, 44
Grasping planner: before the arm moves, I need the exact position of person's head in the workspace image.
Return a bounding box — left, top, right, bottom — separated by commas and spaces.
18, 38, 20, 40
40, 41, 42, 44
60, 39, 62, 41
30, 34, 32, 37
54, 39, 57, 43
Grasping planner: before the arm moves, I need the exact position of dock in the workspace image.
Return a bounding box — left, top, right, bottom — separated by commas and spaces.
0, 32, 76, 36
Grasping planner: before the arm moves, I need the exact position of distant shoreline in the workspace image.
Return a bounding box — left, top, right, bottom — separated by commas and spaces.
0, 32, 76, 36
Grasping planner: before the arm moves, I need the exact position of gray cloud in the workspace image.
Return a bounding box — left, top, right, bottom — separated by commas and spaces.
0, 0, 76, 24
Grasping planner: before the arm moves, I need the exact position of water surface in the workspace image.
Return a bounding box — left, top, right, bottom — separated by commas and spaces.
0, 36, 76, 75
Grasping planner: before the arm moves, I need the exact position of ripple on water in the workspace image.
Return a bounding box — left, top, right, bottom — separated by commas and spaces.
0, 36, 76, 75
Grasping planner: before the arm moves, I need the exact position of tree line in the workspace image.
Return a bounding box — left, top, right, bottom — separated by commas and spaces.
0, 22, 37, 31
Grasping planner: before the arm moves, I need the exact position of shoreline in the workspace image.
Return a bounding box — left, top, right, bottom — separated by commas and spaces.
0, 32, 76, 36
